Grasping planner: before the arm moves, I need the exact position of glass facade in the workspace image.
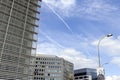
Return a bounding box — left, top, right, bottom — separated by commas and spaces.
0, 0, 41, 80
74, 68, 97, 80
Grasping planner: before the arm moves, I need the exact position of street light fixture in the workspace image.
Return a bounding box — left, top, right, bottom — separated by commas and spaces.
101, 62, 109, 67
97, 34, 113, 80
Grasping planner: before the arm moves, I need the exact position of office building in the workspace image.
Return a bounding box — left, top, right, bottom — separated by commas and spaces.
74, 68, 97, 80
34, 54, 74, 80
0, 0, 41, 79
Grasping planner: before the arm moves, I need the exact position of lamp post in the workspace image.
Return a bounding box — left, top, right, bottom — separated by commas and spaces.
97, 34, 113, 80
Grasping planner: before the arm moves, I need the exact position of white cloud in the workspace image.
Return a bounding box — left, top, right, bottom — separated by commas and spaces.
37, 42, 97, 69
43, 0, 76, 17
111, 57, 120, 67
81, 0, 117, 14
43, 0, 118, 19
43, 0, 76, 9
106, 75, 120, 80
75, 0, 118, 20
36, 42, 63, 55
92, 36, 120, 56
40, 31, 64, 48
59, 48, 97, 69
92, 36, 120, 68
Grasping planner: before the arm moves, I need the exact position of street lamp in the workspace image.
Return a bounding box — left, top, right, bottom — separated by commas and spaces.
97, 34, 113, 80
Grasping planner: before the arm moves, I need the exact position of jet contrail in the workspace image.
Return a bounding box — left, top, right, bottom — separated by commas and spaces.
43, 1, 74, 34
41, 1, 93, 58
40, 31, 64, 49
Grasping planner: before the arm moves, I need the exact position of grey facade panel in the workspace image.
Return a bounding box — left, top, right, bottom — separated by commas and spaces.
0, 0, 41, 80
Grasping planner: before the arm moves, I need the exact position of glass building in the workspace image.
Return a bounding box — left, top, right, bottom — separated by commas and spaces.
0, 0, 41, 79
74, 68, 97, 80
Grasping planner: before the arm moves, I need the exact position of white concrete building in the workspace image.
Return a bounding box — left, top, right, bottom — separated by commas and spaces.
34, 54, 74, 80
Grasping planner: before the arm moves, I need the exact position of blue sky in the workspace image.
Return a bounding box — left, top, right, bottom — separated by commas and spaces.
37, 0, 120, 79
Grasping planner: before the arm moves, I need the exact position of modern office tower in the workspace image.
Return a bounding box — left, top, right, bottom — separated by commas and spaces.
0, 0, 41, 80
34, 54, 74, 80
74, 68, 97, 80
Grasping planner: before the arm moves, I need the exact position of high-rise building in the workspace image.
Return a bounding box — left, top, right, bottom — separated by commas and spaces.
0, 0, 41, 80
74, 68, 97, 80
34, 54, 74, 80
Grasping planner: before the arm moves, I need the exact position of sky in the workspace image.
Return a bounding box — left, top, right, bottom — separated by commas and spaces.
37, 0, 120, 79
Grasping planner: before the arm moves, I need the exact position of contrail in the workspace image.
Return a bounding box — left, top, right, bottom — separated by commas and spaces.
40, 31, 64, 49
43, 1, 74, 34
41, 1, 93, 58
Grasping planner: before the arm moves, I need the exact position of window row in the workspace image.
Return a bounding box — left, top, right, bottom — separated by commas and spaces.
0, 8, 38, 27
0, 18, 38, 35
1, 0, 13, 7
12, 10, 36, 25
47, 66, 61, 69
10, 17, 37, 33
0, 1, 38, 20
1, 54, 28, 64
45, 69, 62, 73
34, 77, 45, 80
12, 10, 26, 21
36, 61, 61, 65
0, 33, 35, 49
35, 69, 45, 72
30, 0, 39, 6
0, 64, 26, 74
0, 0, 39, 20
0, 2, 11, 14
6, 25, 37, 40
13, 1, 37, 17
34, 78, 62, 80
15, 0, 38, 12
35, 65, 45, 68
45, 78, 62, 80
14, 2, 27, 13
12, 5, 39, 20
1, 47, 32, 57
45, 73, 62, 77
34, 73, 44, 76
36, 58, 61, 61
0, 12, 9, 21
0, 64, 17, 72
3, 51, 30, 63
1, 43, 32, 55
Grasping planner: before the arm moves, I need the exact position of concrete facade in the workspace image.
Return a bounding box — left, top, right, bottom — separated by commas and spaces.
34, 54, 74, 80
0, 0, 41, 79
